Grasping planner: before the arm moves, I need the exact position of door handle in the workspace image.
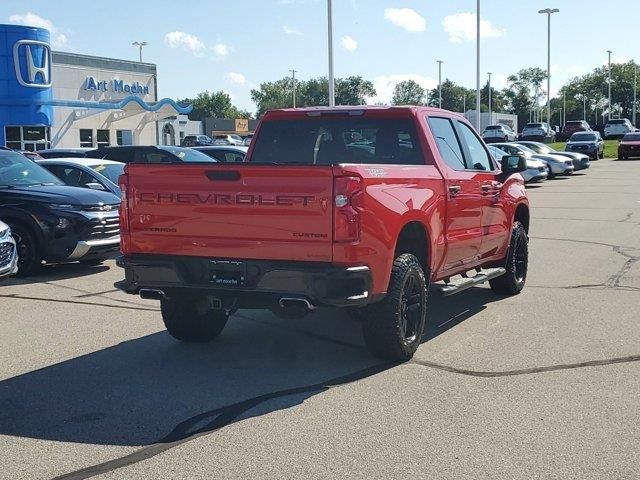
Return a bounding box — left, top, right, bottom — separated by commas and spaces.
481, 184, 491, 194
448, 185, 461, 196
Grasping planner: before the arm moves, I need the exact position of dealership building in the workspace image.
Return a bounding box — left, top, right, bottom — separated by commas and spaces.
0, 24, 194, 151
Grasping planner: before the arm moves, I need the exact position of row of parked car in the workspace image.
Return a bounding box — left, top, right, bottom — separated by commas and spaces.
486, 140, 592, 184
181, 133, 253, 147
483, 117, 638, 146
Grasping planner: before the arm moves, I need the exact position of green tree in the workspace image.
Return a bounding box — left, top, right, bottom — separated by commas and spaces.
501, 67, 548, 128
391, 80, 426, 105
179, 90, 251, 120
335, 76, 376, 105
251, 75, 377, 117
554, 61, 639, 125
427, 79, 475, 112
250, 78, 294, 117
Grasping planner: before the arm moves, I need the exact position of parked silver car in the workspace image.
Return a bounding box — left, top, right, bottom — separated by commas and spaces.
488, 145, 547, 184
517, 141, 590, 170
0, 220, 19, 279
482, 124, 517, 143
493, 142, 574, 178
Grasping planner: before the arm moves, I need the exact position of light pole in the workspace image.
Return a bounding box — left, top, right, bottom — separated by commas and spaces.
327, 0, 335, 107
607, 49, 612, 121
132, 41, 148, 62
633, 63, 637, 126
475, 0, 481, 131
437, 60, 444, 108
538, 8, 559, 126
563, 91, 566, 126
463, 92, 466, 113
582, 95, 586, 120
487, 72, 492, 122
290, 69, 297, 108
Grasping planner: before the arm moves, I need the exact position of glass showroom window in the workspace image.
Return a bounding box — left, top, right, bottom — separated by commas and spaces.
80, 129, 93, 148
5, 127, 21, 150
97, 129, 110, 147
4, 126, 50, 150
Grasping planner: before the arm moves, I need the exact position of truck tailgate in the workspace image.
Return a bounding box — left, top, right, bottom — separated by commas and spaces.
126, 164, 334, 262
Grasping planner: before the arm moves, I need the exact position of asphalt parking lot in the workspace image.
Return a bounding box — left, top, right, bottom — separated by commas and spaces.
1, 158, 639, 480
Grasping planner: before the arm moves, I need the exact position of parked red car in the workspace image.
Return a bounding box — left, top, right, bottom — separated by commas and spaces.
617, 132, 640, 159
116, 106, 531, 361
560, 120, 592, 141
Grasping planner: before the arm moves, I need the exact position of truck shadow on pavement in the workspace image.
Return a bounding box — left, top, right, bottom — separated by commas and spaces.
0, 288, 497, 448
3, 262, 111, 285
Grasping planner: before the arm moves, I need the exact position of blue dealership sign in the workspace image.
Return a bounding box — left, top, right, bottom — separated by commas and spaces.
0, 24, 53, 145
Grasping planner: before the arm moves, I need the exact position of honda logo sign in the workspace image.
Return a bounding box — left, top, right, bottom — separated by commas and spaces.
13, 40, 52, 88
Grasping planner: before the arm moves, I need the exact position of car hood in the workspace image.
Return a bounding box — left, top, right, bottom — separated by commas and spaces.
567, 141, 597, 145
532, 153, 570, 162
552, 151, 588, 160
620, 141, 640, 145
0, 184, 120, 206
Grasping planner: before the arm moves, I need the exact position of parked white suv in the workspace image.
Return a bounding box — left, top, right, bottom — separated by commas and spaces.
521, 122, 556, 143
482, 124, 517, 143
604, 118, 636, 139
213, 134, 244, 146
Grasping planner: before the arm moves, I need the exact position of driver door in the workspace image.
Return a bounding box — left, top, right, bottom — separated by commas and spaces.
454, 120, 510, 260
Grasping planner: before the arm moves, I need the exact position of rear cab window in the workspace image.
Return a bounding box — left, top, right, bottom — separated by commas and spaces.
250, 117, 424, 165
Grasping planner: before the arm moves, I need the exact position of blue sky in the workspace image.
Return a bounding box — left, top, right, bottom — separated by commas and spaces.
2, 0, 637, 114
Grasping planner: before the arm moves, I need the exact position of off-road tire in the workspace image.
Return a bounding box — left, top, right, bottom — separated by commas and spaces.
9, 223, 41, 276
362, 254, 428, 361
161, 296, 229, 342
490, 221, 528, 295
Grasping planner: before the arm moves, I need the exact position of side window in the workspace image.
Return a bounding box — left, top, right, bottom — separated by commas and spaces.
456, 121, 494, 171
426, 117, 466, 170
224, 152, 245, 163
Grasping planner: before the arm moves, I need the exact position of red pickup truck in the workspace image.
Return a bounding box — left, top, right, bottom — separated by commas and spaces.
116, 106, 530, 361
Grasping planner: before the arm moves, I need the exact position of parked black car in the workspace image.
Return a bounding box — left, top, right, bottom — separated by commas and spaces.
0, 150, 121, 275
181, 135, 215, 147
565, 131, 605, 160
85, 145, 214, 164
192, 146, 248, 162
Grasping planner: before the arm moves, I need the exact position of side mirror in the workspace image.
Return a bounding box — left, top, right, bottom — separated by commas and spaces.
86, 182, 106, 191
501, 154, 527, 174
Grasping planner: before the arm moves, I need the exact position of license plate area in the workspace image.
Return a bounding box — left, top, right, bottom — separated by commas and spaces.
209, 260, 246, 287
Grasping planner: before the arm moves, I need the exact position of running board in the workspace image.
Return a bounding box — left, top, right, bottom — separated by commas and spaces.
435, 267, 506, 296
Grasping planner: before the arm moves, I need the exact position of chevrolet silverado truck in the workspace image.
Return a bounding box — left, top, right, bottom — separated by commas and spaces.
115, 106, 530, 361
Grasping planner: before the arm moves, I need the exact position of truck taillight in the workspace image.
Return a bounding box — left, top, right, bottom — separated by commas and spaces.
334, 176, 362, 243
118, 173, 130, 251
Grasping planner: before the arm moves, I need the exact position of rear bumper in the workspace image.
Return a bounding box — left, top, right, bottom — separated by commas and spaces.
115, 254, 373, 308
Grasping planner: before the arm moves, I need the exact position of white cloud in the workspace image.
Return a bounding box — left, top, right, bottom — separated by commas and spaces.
442, 13, 505, 43
227, 72, 247, 85
566, 65, 588, 77
282, 25, 302, 35
164, 31, 206, 56
492, 73, 509, 89
8, 12, 68, 48
612, 56, 629, 65
384, 8, 426, 32
372, 74, 438, 104
212, 43, 230, 57
341, 35, 358, 52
